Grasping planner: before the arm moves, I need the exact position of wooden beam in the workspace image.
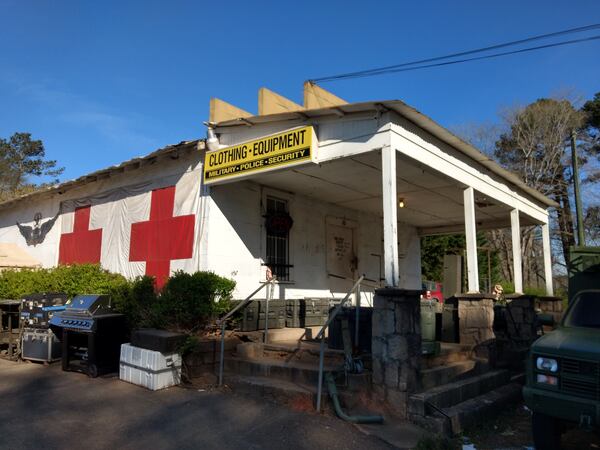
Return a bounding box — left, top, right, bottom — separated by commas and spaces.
209, 98, 252, 123
418, 219, 512, 236
463, 187, 479, 292
542, 223, 554, 296
511, 209, 523, 294
258, 88, 304, 115
381, 146, 399, 287
303, 81, 347, 109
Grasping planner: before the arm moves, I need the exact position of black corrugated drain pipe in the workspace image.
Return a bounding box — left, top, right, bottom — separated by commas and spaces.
325, 373, 384, 424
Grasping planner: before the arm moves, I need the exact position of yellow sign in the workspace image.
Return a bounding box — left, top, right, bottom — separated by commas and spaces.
203, 126, 315, 184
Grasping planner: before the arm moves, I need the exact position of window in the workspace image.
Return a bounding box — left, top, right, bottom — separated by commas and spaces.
265, 196, 292, 281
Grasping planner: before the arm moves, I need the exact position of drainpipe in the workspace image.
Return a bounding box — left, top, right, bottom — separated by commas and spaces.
325, 373, 384, 424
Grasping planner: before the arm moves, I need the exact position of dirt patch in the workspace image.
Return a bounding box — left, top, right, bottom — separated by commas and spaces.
288, 394, 315, 413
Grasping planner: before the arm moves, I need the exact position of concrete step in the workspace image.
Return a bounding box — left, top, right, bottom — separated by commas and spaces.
265, 326, 325, 342
224, 355, 341, 384
408, 369, 511, 416
419, 360, 477, 390
236, 342, 346, 366
420, 357, 493, 390
412, 382, 522, 435
420, 343, 473, 369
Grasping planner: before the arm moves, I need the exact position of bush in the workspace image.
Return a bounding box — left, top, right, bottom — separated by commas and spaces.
0, 265, 236, 333
112, 276, 159, 329
0, 264, 131, 306
155, 271, 235, 332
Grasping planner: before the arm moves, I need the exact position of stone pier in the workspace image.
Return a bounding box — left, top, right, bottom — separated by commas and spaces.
371, 288, 422, 418
454, 294, 496, 346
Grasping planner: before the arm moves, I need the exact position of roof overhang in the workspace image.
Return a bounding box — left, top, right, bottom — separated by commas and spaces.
0, 140, 204, 212
213, 99, 557, 209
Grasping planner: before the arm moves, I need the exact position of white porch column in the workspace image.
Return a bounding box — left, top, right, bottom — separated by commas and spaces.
382, 146, 399, 287
541, 223, 554, 296
510, 209, 523, 294
463, 187, 479, 292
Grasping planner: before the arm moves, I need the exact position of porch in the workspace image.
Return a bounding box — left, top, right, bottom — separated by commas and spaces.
205, 95, 557, 435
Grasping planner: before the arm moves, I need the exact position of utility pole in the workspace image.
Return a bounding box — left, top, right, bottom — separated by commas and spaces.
570, 130, 585, 247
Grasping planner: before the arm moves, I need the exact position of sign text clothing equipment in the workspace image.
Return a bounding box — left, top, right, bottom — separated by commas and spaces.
203, 126, 316, 184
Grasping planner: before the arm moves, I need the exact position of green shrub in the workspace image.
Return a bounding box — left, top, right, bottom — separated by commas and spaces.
0, 264, 130, 305
112, 276, 160, 329
0, 265, 235, 333
156, 271, 235, 332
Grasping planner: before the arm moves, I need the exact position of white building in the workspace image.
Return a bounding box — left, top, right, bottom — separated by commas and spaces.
0, 85, 557, 300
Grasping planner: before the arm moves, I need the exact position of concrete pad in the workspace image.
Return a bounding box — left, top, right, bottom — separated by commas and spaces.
0, 359, 390, 449
356, 420, 427, 450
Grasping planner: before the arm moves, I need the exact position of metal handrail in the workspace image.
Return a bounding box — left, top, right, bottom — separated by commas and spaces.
217, 279, 276, 386
315, 275, 364, 412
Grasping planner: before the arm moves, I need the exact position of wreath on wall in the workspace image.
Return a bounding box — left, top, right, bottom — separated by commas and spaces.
265, 212, 293, 236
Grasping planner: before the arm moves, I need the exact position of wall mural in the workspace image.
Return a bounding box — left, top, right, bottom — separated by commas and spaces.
17, 211, 60, 246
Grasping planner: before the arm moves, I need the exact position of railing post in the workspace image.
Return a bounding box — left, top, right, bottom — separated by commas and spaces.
218, 321, 226, 386
316, 333, 326, 412
264, 281, 273, 344
354, 281, 361, 349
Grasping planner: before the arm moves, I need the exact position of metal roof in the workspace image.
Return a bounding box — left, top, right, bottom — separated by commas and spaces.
214, 100, 558, 209
0, 140, 203, 211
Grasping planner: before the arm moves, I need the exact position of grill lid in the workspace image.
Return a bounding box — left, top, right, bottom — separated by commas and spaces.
65, 295, 113, 316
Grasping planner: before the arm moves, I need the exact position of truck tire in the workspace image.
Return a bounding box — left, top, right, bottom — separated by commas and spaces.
532, 412, 561, 450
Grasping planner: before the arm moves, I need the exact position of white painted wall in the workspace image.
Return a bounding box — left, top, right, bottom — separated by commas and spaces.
206, 180, 421, 302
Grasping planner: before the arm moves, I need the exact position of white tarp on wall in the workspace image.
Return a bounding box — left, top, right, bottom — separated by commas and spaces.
0, 154, 205, 288
58, 169, 203, 287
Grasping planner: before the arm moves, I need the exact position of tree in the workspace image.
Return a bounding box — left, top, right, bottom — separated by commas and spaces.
0, 133, 64, 202
450, 94, 600, 290
493, 98, 589, 268
421, 233, 501, 292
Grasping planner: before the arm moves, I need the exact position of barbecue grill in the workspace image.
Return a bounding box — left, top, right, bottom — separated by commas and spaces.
49, 295, 127, 377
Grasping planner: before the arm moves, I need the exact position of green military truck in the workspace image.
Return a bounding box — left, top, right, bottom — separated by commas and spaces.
523, 246, 600, 449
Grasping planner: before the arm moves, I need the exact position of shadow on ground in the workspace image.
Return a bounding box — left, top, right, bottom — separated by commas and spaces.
0, 360, 391, 450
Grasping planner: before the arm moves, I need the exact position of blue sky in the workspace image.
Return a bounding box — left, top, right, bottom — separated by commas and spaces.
1, 0, 599, 182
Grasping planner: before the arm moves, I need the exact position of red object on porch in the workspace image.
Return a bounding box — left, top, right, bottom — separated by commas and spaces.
129, 186, 195, 289
58, 205, 103, 264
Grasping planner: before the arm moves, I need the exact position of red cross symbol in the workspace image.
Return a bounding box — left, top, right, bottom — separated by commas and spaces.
58, 205, 103, 265
129, 186, 195, 289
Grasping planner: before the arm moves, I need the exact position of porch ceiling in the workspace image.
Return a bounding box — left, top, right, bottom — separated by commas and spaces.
247, 150, 540, 233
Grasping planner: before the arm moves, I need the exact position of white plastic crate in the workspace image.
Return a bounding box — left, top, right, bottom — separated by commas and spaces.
119, 343, 182, 391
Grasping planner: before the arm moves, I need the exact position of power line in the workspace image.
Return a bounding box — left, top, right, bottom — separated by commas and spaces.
315, 35, 600, 82
311, 24, 600, 83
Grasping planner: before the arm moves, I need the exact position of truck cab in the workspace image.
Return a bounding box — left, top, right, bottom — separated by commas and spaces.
523, 290, 600, 450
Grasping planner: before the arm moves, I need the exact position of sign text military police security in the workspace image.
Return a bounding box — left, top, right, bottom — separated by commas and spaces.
203, 126, 315, 184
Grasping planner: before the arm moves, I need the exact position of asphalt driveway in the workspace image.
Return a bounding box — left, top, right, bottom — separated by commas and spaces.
0, 359, 391, 450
